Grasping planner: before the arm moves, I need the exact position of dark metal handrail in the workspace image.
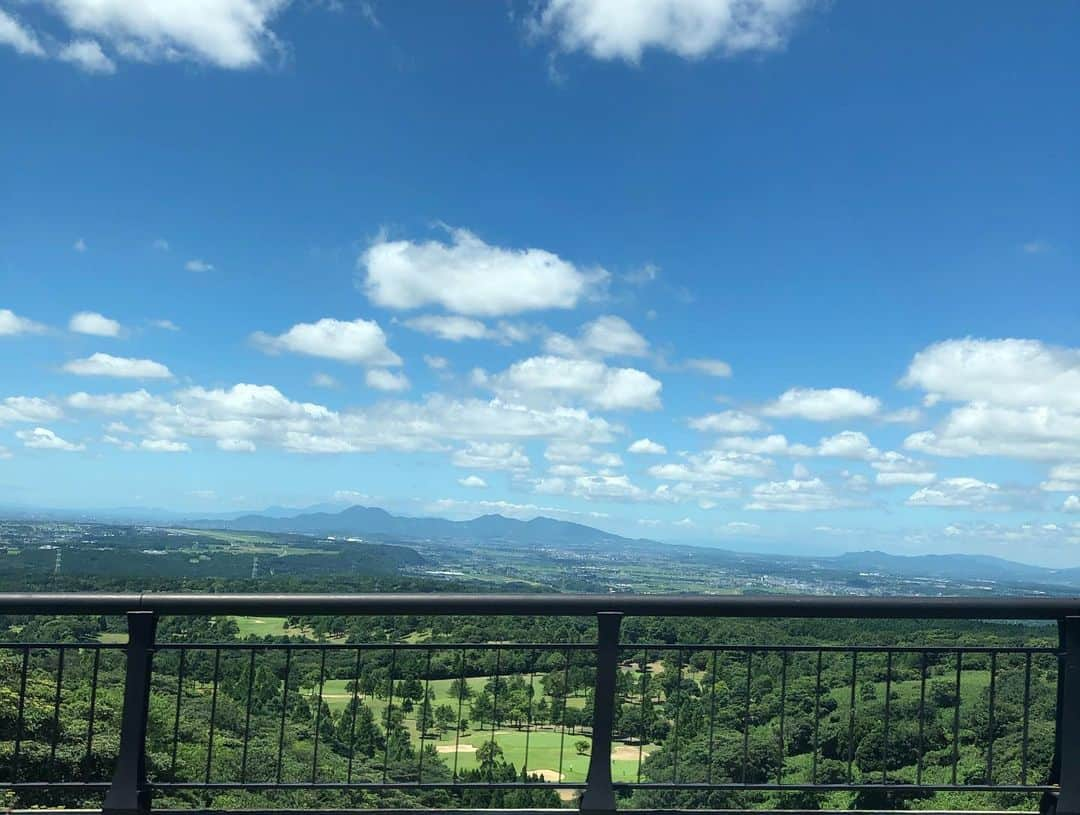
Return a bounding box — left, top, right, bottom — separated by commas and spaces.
1, 593, 1079, 815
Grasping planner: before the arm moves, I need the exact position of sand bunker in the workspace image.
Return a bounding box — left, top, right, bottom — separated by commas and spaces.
530, 768, 563, 782
611, 744, 652, 761
436, 744, 477, 754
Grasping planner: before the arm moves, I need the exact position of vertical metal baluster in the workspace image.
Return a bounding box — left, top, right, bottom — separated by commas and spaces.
204, 648, 221, 786
276, 647, 291, 784
347, 648, 363, 784
50, 647, 65, 772
847, 651, 858, 783
240, 649, 256, 784
312, 648, 327, 783
523, 654, 536, 779
812, 650, 822, 785
453, 648, 466, 782
85, 648, 101, 770
489, 647, 502, 783
170, 649, 186, 778
987, 651, 997, 784
917, 651, 927, 785
743, 651, 752, 784
882, 650, 892, 784
637, 648, 648, 784
707, 648, 719, 785
557, 647, 570, 784
383, 648, 397, 783
673, 648, 684, 784
418, 649, 432, 782
778, 650, 787, 786
12, 645, 29, 781
1021, 651, 1033, 785
952, 650, 963, 785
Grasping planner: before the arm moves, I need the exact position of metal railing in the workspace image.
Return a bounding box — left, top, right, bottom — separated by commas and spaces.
1, 593, 1079, 814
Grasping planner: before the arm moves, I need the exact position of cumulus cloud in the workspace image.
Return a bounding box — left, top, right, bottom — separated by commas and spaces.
252, 317, 401, 366
0, 397, 63, 425
424, 355, 449, 371
140, 438, 190, 453
451, 442, 531, 471
1066, 496, 1080, 513
1043, 463, 1080, 493
58, 39, 115, 73
762, 387, 881, 421
544, 315, 649, 358
484, 355, 662, 411
404, 314, 533, 345
63, 352, 173, 379
746, 477, 847, 511
0, 309, 46, 336
311, 372, 338, 388
628, 437, 666, 455
684, 358, 732, 377
185, 259, 214, 272
458, 475, 487, 488
69, 311, 122, 337
689, 410, 764, 433
905, 403, 1080, 460
16, 427, 84, 452
649, 450, 772, 482
713, 434, 813, 456
871, 451, 935, 486
361, 227, 606, 316
26, 0, 291, 70
365, 368, 410, 392
0, 9, 46, 56
816, 430, 879, 460
531, 0, 817, 63
906, 477, 1008, 510
151, 319, 179, 331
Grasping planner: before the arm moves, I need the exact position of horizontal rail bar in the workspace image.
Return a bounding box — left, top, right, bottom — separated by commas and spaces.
0, 592, 1077, 618
149, 782, 588, 790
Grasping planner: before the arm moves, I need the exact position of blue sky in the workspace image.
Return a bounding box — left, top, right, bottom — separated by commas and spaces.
1, 1, 1078, 564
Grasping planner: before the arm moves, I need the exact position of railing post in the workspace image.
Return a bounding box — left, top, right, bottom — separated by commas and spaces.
1050, 617, 1080, 815
580, 611, 622, 813
103, 611, 157, 815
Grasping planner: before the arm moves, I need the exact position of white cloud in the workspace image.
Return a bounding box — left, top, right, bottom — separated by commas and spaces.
1023, 240, 1051, 255
1042, 463, 1080, 493
361, 227, 605, 316
63, 352, 173, 379
0, 397, 63, 424
152, 239, 170, 251
762, 387, 881, 421
532, 0, 816, 62
16, 427, 85, 452
792, 462, 810, 479
151, 318, 179, 331
73, 237, 88, 252
0, 309, 46, 336
486, 355, 662, 411
572, 473, 648, 501
628, 437, 666, 455
872, 451, 935, 486
713, 434, 813, 456
1065, 496, 1080, 513
906, 477, 1007, 510
881, 407, 922, 424
31, 0, 291, 70
593, 451, 623, 468
746, 477, 847, 511
0, 445, 12, 459
252, 317, 401, 366
458, 475, 487, 488
58, 39, 115, 73
140, 438, 190, 453
689, 410, 764, 433
311, 372, 338, 388
424, 355, 449, 370
69, 311, 122, 337
816, 430, 879, 460
903, 338, 1080, 412
451, 441, 531, 471
649, 450, 772, 482
721, 520, 761, 534
548, 463, 587, 476
0, 9, 45, 56
674, 517, 695, 527
67, 389, 170, 414
185, 259, 214, 272
685, 358, 732, 377
545, 315, 649, 358
365, 368, 410, 392
545, 441, 595, 463
905, 403, 1080, 460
